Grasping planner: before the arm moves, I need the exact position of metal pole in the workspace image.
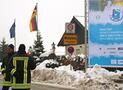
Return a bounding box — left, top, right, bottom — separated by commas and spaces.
36, 3, 39, 40
84, 0, 87, 72
14, 19, 16, 51
36, 3, 38, 31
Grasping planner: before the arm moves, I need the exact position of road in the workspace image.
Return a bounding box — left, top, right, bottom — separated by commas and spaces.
1, 80, 123, 90
0, 74, 77, 90
1, 76, 122, 90
0, 80, 77, 90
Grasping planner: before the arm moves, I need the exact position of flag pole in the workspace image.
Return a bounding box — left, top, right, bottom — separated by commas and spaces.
84, 0, 87, 72
36, 3, 39, 40
14, 19, 16, 51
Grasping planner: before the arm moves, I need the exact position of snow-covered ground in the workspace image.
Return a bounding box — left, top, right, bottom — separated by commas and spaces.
32, 60, 123, 90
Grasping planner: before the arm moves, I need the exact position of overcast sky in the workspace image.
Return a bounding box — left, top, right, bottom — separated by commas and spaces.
0, 0, 84, 52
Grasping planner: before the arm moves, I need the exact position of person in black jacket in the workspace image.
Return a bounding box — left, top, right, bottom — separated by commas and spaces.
10, 44, 36, 90
1, 44, 15, 90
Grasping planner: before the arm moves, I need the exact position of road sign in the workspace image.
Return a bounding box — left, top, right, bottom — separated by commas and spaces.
67, 46, 74, 54
63, 34, 78, 45
65, 23, 75, 34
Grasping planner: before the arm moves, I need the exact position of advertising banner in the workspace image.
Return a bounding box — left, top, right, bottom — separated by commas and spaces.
88, 0, 123, 67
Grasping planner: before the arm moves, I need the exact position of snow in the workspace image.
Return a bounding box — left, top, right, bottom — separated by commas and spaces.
40, 51, 52, 57
32, 60, 123, 90
77, 54, 85, 58
36, 59, 59, 70
40, 51, 64, 57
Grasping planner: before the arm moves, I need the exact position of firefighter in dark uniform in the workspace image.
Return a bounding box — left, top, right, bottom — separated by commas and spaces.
1, 44, 15, 90
10, 44, 36, 90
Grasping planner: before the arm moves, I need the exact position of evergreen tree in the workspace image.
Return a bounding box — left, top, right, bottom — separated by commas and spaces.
0, 38, 8, 62
32, 31, 45, 59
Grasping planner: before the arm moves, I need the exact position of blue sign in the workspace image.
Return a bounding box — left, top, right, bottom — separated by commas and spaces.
88, 0, 123, 67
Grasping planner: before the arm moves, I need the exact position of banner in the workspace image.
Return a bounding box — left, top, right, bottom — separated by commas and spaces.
88, 0, 123, 67
10, 22, 15, 38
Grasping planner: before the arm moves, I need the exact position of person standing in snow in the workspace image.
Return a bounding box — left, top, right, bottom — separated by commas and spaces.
10, 44, 36, 90
1, 44, 15, 90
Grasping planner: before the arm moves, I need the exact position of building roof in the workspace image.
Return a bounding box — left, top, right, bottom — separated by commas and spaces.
57, 16, 86, 46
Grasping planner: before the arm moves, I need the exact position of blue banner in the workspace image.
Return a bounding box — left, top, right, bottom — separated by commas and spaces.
9, 22, 15, 38
88, 0, 123, 67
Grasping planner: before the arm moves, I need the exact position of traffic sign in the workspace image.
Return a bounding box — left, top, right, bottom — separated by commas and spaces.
63, 34, 78, 45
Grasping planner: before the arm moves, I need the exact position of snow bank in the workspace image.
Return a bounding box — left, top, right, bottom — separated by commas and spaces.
32, 61, 123, 90
36, 59, 59, 70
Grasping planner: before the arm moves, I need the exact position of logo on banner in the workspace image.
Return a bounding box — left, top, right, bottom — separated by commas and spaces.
110, 9, 123, 22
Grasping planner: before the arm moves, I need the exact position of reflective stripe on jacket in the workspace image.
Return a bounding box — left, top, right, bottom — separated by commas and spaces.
1, 67, 11, 86
11, 56, 31, 89
2, 80, 11, 86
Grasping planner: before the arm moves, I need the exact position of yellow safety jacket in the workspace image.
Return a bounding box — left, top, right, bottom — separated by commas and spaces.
10, 53, 36, 89
1, 52, 14, 86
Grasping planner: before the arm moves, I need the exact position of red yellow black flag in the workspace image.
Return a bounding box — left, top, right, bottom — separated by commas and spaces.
29, 5, 38, 32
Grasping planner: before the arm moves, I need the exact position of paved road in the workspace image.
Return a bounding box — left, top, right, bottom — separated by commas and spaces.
1, 80, 123, 90
0, 80, 77, 90
0, 74, 77, 90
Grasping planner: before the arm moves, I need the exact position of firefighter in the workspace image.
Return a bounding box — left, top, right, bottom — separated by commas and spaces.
10, 44, 36, 90
1, 44, 15, 90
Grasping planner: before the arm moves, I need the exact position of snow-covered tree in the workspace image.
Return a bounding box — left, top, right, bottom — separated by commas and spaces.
32, 31, 45, 59
0, 38, 8, 61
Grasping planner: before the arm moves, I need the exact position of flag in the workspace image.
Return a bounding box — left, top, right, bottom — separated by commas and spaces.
29, 5, 38, 32
9, 22, 15, 38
